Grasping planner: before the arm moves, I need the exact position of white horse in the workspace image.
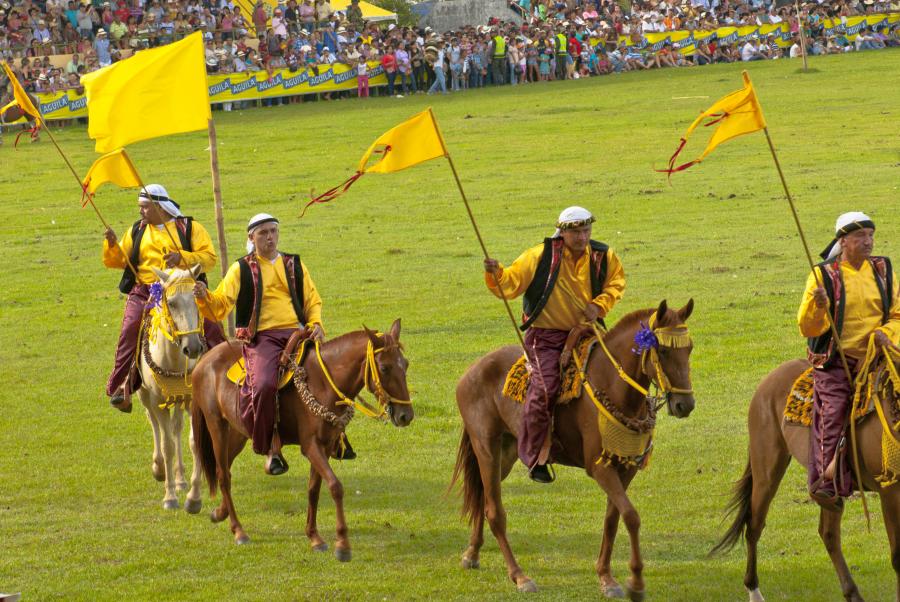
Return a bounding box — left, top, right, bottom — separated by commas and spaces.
139, 265, 208, 512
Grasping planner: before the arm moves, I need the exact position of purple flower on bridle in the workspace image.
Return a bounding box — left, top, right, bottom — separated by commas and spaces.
148, 282, 164, 309
632, 322, 658, 355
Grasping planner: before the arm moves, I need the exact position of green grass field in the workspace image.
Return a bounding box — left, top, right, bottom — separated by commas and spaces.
1, 50, 899, 601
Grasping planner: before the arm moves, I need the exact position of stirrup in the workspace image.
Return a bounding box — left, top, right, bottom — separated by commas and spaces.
529, 463, 556, 484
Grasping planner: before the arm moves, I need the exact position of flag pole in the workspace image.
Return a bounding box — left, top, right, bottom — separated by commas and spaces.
207, 118, 234, 336
761, 123, 871, 530
795, 0, 809, 72
428, 109, 526, 351
33, 112, 140, 280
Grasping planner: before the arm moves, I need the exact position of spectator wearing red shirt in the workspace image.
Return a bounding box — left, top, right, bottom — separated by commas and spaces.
381, 45, 397, 96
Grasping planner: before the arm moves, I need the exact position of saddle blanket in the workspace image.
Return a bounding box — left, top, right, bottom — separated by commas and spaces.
502, 336, 594, 405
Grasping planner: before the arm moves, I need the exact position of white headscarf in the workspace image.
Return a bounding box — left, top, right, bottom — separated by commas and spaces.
139, 184, 183, 218
246, 213, 279, 254
552, 206, 595, 238
820, 211, 875, 261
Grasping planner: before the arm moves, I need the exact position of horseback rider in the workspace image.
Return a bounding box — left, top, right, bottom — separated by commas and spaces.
483, 206, 626, 483
192, 213, 332, 476
102, 184, 226, 413
798, 211, 900, 509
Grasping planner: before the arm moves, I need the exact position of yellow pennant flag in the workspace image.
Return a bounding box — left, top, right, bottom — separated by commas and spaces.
659, 71, 766, 176
82, 148, 143, 195
1, 61, 41, 121
303, 108, 447, 215
81, 32, 211, 153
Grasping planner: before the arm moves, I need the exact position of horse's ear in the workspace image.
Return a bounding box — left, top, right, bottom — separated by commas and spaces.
151, 267, 169, 283
389, 318, 401, 341
655, 299, 668, 323
363, 325, 381, 347
679, 298, 694, 322
189, 264, 202, 279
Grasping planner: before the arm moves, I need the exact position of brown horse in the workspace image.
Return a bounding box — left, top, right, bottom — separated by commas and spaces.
451, 300, 696, 599
191, 319, 413, 558
712, 357, 900, 602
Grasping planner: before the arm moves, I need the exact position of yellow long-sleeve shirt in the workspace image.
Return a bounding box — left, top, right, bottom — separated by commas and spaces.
798, 260, 900, 359
486, 243, 625, 331
198, 254, 323, 332
102, 219, 217, 284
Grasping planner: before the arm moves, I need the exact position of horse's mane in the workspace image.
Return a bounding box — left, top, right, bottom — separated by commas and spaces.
605, 308, 656, 339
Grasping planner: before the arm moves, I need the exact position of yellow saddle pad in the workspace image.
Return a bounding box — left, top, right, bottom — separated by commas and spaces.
226, 339, 310, 389
502, 336, 594, 405
784, 367, 815, 426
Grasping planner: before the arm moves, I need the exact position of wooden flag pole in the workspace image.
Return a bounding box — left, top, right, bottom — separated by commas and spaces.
35, 115, 140, 280
795, 0, 809, 72
762, 125, 871, 529
207, 118, 234, 336
428, 109, 526, 351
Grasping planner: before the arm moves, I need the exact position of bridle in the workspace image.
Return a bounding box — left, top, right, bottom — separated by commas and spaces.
313, 335, 412, 420
592, 311, 694, 409
150, 277, 205, 346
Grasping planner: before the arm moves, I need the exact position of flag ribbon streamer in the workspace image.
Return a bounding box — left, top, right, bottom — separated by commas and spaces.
301, 146, 392, 216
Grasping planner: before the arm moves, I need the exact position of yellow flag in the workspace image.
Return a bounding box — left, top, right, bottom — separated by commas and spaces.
358, 109, 447, 174
82, 148, 143, 195
660, 71, 766, 175
1, 61, 41, 120
303, 108, 448, 215
81, 32, 211, 153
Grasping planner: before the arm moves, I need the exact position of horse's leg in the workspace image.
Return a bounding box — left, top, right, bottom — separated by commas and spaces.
818, 506, 863, 601
154, 405, 181, 510
463, 434, 516, 571
208, 431, 246, 525
172, 404, 188, 492
590, 464, 644, 602
142, 393, 165, 482
470, 431, 536, 592
879, 490, 900, 602
743, 425, 792, 602
596, 469, 637, 600
209, 419, 249, 544
305, 442, 351, 561
184, 410, 203, 515
305, 464, 328, 552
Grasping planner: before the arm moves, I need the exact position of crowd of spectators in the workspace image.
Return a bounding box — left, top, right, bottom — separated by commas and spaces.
0, 0, 898, 109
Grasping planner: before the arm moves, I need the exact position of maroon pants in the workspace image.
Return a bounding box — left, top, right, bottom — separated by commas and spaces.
520, 327, 569, 469
809, 357, 858, 497
106, 284, 227, 397
242, 328, 294, 455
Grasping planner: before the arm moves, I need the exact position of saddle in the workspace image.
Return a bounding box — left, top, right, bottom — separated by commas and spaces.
783, 367, 874, 427
226, 329, 312, 388
502, 328, 596, 405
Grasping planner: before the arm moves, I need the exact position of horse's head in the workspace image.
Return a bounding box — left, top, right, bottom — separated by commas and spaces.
151, 265, 206, 359
363, 319, 414, 428
645, 299, 695, 418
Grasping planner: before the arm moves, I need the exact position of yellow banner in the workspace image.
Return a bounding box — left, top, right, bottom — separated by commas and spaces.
4, 62, 391, 123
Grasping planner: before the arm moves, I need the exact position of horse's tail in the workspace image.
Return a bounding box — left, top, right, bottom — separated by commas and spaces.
192, 401, 218, 498
709, 458, 754, 556
448, 429, 484, 526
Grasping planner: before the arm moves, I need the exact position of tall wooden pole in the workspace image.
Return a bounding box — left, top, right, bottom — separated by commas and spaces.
208, 118, 234, 336
795, 0, 809, 71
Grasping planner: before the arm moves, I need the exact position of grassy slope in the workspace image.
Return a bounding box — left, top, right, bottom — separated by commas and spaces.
0, 50, 898, 600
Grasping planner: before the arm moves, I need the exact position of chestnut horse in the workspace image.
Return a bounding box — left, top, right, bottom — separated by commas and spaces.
451, 300, 696, 599
191, 319, 413, 558
712, 355, 900, 602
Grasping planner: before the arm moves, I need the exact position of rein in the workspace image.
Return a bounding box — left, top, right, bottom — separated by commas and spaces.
294, 335, 412, 423
152, 279, 206, 343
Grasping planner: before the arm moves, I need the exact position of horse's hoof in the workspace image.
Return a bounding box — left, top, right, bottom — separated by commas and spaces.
184, 498, 202, 514
335, 547, 352, 562
151, 463, 165, 482
235, 532, 250, 545
624, 584, 645, 602
747, 588, 765, 602
210, 508, 227, 523
461, 555, 480, 569
163, 499, 180, 510
601, 583, 626, 599
516, 578, 538, 593
311, 542, 328, 553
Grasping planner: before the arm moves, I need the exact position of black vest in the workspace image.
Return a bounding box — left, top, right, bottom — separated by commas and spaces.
118, 217, 208, 294
807, 256, 893, 368
520, 238, 609, 331
234, 253, 306, 342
